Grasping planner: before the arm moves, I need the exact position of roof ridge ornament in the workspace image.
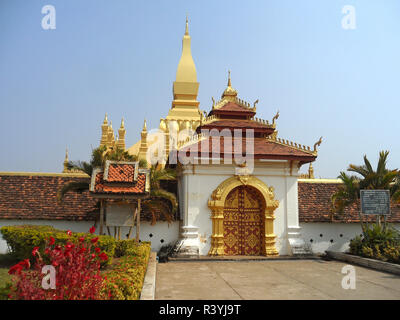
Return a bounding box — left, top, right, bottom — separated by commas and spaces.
313, 136, 323, 153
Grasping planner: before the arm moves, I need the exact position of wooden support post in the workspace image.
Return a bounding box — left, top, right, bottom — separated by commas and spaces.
136, 199, 141, 243
99, 200, 104, 235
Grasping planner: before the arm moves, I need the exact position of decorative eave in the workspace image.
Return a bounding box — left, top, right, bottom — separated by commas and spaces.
211, 96, 257, 113
177, 132, 207, 150
266, 134, 322, 157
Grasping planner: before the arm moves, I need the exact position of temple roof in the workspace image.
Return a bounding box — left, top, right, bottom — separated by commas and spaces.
179, 136, 316, 163
90, 161, 150, 198
178, 74, 318, 163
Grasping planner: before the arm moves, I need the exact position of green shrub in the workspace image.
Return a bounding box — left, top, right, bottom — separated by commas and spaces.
383, 245, 400, 263
349, 235, 363, 255
0, 283, 12, 300
115, 239, 151, 258
349, 223, 400, 264
0, 225, 116, 266
103, 242, 151, 300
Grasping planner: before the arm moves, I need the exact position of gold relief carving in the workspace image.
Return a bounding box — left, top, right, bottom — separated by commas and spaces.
208, 175, 279, 256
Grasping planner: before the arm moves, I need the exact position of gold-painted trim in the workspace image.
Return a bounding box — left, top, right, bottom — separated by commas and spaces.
208, 175, 279, 256
298, 178, 342, 184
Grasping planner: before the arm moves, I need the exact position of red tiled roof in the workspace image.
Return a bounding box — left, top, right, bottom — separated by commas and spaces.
180, 137, 316, 162
105, 163, 136, 183
210, 102, 256, 116
0, 174, 172, 221
92, 171, 147, 195
0, 174, 97, 221
298, 181, 400, 223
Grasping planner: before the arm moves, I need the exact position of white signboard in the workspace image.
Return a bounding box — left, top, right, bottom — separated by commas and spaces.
106, 204, 135, 227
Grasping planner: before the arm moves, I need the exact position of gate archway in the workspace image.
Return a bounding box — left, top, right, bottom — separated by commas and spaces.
208, 175, 280, 256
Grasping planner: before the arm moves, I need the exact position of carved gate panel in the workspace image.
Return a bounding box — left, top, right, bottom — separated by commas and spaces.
223, 186, 263, 255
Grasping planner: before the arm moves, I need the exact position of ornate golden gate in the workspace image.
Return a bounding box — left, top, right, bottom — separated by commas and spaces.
223, 186, 264, 255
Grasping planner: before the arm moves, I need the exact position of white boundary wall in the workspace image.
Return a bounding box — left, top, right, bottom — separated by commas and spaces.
300, 222, 400, 254
0, 220, 180, 254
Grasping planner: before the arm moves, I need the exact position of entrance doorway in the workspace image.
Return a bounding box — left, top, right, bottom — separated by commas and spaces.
223, 186, 264, 255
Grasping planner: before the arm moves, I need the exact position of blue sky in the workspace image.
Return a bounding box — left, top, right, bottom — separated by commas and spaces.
0, 0, 399, 178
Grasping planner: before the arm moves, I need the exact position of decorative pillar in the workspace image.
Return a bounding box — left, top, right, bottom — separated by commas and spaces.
209, 207, 224, 255
264, 208, 278, 256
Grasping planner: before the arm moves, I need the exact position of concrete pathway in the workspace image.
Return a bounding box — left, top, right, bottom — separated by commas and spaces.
155, 259, 400, 300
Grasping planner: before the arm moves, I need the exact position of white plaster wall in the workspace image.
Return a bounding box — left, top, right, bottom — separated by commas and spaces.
0, 219, 180, 254
300, 222, 400, 253
179, 160, 299, 255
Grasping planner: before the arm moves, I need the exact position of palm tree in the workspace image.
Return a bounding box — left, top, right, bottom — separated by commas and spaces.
142, 165, 178, 225
332, 151, 400, 234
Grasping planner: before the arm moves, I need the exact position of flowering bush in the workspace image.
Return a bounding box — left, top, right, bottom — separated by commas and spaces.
7, 227, 108, 300
0, 225, 116, 266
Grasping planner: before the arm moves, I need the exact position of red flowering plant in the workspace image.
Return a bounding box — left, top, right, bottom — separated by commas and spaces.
7, 227, 109, 300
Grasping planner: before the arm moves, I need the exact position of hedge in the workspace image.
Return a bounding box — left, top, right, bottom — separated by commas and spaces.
0, 225, 116, 266
103, 242, 151, 300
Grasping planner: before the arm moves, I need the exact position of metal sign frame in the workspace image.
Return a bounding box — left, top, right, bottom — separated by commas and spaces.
360, 189, 390, 215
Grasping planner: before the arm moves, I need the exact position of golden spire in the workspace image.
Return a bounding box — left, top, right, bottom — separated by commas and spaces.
308, 163, 315, 179
166, 17, 201, 129
175, 16, 197, 83
222, 70, 238, 100
107, 121, 115, 148
117, 118, 126, 150
139, 119, 149, 166
100, 113, 109, 147
62, 148, 69, 173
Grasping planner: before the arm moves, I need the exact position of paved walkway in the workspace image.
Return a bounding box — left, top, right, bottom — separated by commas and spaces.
155, 259, 400, 300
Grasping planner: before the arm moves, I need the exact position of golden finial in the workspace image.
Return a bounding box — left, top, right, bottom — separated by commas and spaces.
103, 113, 108, 124
120, 118, 125, 129
272, 110, 280, 125
185, 15, 189, 35
308, 163, 315, 179
211, 97, 215, 107
313, 136, 323, 152
142, 119, 147, 132
253, 99, 259, 109
227, 70, 231, 87
62, 148, 69, 173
